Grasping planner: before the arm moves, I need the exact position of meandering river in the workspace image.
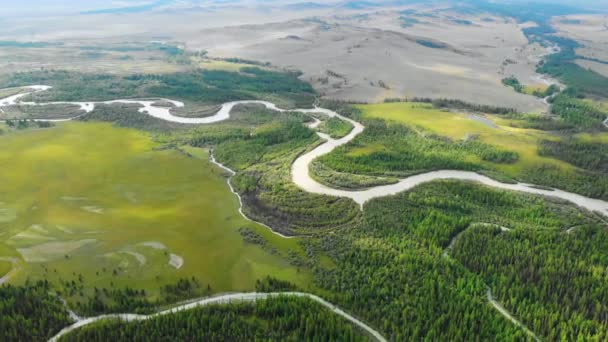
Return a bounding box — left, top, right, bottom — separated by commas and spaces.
2, 85, 608, 216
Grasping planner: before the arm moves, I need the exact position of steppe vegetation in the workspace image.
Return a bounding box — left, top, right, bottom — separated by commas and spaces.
0, 41, 190, 76
0, 122, 312, 315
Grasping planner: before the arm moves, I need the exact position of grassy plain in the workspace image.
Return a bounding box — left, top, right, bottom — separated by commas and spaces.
0, 40, 195, 78
191, 58, 269, 72
356, 102, 571, 176
318, 116, 354, 139
0, 122, 311, 303
0, 260, 10, 277
523, 84, 548, 96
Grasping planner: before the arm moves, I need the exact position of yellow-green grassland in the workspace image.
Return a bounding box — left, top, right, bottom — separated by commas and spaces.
0, 122, 311, 304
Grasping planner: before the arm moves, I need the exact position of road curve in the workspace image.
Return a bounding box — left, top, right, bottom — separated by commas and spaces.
442, 222, 511, 258
2, 85, 608, 217
48, 292, 387, 342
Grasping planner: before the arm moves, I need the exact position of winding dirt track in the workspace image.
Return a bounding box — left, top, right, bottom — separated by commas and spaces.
48, 292, 387, 342
442, 223, 540, 340
486, 289, 541, 342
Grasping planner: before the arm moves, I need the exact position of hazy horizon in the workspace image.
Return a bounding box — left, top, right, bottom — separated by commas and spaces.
4, 0, 606, 17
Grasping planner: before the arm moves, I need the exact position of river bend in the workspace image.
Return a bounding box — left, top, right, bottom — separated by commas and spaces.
2, 86, 607, 216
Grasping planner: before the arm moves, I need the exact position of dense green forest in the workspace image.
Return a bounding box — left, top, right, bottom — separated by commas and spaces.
311, 180, 597, 340
452, 224, 608, 340
538, 44, 608, 100
0, 68, 315, 108
539, 138, 607, 173
4, 119, 54, 130
549, 93, 608, 131
0, 281, 72, 341
60, 296, 368, 342
519, 164, 608, 200
310, 160, 398, 190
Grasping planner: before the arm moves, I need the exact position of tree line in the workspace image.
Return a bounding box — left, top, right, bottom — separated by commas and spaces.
60, 296, 367, 342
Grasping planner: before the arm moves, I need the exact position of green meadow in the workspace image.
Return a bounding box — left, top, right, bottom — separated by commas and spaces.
0, 122, 311, 302
355, 102, 572, 176
191, 58, 269, 72
0, 260, 10, 278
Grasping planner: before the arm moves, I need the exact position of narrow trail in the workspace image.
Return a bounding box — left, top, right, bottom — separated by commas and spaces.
487, 289, 541, 342
442, 222, 511, 258
566, 224, 585, 234
442, 225, 540, 341
48, 292, 387, 342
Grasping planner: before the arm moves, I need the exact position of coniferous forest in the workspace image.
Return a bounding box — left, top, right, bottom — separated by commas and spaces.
59, 296, 367, 342
0, 281, 72, 341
